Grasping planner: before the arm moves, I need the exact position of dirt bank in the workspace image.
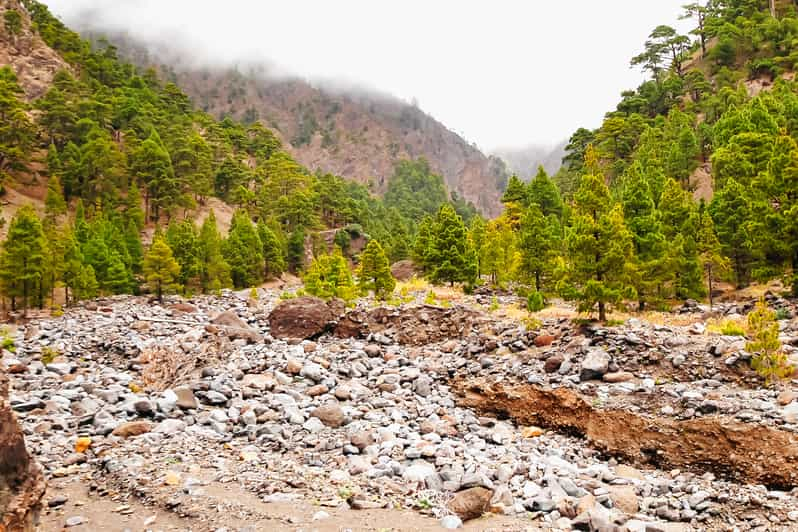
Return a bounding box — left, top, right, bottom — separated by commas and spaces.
454, 379, 798, 490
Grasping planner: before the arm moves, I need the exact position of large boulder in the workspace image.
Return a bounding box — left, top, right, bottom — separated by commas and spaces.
268, 297, 345, 340
1, 369, 46, 531
390, 260, 418, 282
211, 311, 263, 343
580, 348, 611, 381
447, 487, 493, 521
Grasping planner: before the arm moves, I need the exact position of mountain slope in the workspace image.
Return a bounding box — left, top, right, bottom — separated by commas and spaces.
76, 30, 508, 217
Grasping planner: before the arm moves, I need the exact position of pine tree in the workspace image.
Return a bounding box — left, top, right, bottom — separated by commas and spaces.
74, 265, 99, 302
747, 299, 794, 384
518, 204, 558, 292
357, 240, 395, 299
468, 216, 487, 279
125, 182, 146, 231
412, 216, 434, 271
44, 175, 67, 224
166, 219, 201, 291
198, 211, 232, 292
74, 198, 89, 243
696, 207, 728, 310
143, 235, 181, 302
257, 221, 286, 279
481, 217, 517, 286
304, 247, 356, 301
527, 166, 564, 219
622, 174, 667, 310
223, 210, 263, 288
104, 252, 131, 294
124, 219, 143, 274
501, 175, 527, 204
130, 130, 177, 221
710, 177, 754, 287
0, 67, 35, 178
286, 227, 305, 273
560, 174, 635, 321
0, 206, 47, 312
427, 204, 478, 287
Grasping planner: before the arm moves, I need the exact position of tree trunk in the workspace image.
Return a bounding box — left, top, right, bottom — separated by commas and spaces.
771, 0, 777, 17
598, 301, 607, 322
638, 299, 645, 312
707, 264, 714, 311
535, 271, 541, 292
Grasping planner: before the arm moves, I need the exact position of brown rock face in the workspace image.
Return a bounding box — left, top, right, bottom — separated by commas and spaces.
268, 297, 345, 340
390, 260, 418, 282
1, 369, 46, 531
447, 487, 493, 521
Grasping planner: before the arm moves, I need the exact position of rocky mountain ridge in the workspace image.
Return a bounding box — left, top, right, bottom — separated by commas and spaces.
76, 30, 508, 216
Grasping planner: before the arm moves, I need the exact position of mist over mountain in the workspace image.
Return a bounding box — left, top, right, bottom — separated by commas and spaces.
493, 141, 567, 180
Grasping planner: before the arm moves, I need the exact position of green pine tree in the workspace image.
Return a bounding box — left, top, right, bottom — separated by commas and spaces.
44, 175, 67, 224
103, 252, 131, 294
223, 210, 263, 288
357, 240, 395, 299
527, 166, 564, 219
518, 204, 558, 292
143, 235, 181, 302
304, 247, 356, 301
0, 206, 47, 312
559, 174, 636, 321
257, 221, 286, 279
166, 219, 201, 291
198, 210, 232, 292
427, 204, 478, 287
286, 227, 305, 273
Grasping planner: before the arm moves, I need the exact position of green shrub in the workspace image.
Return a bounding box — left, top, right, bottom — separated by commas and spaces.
747, 298, 795, 385
527, 291, 545, 312
41, 346, 60, 365
0, 328, 15, 353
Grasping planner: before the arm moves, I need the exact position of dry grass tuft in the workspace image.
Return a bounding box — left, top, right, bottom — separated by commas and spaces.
140, 346, 197, 391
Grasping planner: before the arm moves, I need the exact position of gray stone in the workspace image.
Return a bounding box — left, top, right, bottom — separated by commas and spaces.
580, 348, 611, 381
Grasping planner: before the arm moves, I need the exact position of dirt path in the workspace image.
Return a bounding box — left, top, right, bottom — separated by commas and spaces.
41, 479, 537, 532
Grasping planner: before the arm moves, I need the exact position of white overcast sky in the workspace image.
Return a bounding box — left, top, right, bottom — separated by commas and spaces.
44, 0, 691, 151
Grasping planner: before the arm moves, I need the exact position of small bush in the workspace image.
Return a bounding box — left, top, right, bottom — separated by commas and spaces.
489, 296, 499, 312
527, 291, 545, 312
775, 308, 791, 321
747, 298, 795, 385
523, 316, 542, 331
424, 291, 437, 305
0, 328, 15, 353
41, 346, 60, 365
707, 318, 746, 336
249, 287, 259, 300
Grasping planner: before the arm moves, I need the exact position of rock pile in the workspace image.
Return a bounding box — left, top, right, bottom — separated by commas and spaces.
3, 291, 798, 530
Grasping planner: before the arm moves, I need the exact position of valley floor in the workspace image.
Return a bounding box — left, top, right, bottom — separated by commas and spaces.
5, 290, 798, 531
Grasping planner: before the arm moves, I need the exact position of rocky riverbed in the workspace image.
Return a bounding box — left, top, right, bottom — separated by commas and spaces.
3, 290, 798, 531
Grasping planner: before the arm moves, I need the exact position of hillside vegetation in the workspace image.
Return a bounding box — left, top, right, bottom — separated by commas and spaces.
81, 31, 508, 217
0, 0, 477, 311
464, 0, 798, 321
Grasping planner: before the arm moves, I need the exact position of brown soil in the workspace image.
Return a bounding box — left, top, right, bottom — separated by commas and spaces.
454, 379, 798, 490
41, 478, 535, 532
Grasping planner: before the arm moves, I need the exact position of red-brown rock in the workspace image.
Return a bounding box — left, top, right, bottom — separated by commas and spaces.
534, 334, 556, 347
1, 369, 46, 531
268, 297, 345, 340
447, 487, 493, 521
